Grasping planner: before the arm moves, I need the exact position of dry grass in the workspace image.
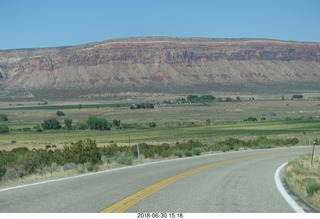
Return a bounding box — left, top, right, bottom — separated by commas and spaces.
285, 154, 320, 212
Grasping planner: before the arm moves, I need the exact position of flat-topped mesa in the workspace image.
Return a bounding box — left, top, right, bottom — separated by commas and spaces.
1, 37, 320, 97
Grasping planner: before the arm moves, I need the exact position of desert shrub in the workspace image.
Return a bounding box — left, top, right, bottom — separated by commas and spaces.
219, 136, 299, 150
56, 111, 65, 117
116, 152, 134, 165
173, 150, 184, 158
22, 127, 31, 132
148, 122, 157, 128
244, 117, 258, 122
175, 140, 203, 151
85, 162, 100, 172
160, 150, 172, 158
136, 143, 158, 159
2, 165, 27, 180
62, 139, 102, 165
33, 124, 42, 132
157, 143, 172, 158
218, 138, 246, 150
306, 179, 320, 196
36, 162, 61, 175
233, 145, 240, 151
101, 144, 120, 157
101, 155, 114, 164
63, 163, 78, 171
221, 145, 231, 152
184, 150, 193, 157
192, 148, 202, 156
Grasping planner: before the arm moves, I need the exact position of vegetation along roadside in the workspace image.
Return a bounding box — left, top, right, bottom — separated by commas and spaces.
0, 136, 300, 184
285, 151, 320, 212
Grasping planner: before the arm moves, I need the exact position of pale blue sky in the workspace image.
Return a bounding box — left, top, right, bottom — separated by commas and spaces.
1, 0, 320, 50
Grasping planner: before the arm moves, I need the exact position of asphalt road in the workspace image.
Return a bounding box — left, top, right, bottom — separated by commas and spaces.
0, 146, 317, 213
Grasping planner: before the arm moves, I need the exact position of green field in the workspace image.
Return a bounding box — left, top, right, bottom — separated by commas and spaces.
1, 96, 320, 150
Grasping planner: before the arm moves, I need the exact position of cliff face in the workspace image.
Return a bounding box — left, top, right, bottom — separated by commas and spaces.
1, 37, 320, 97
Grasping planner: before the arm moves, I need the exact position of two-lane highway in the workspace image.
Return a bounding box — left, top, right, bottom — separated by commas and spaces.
0, 146, 316, 212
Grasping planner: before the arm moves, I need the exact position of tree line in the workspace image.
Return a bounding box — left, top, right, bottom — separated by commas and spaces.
0, 114, 121, 133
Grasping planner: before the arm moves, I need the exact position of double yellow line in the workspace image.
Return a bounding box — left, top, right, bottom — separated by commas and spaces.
101, 154, 266, 213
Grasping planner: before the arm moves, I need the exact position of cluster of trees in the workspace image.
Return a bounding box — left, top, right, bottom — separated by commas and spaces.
187, 95, 241, 103
187, 95, 216, 103
163, 95, 242, 105
292, 94, 304, 100
130, 103, 155, 110
0, 111, 124, 134
40, 116, 120, 131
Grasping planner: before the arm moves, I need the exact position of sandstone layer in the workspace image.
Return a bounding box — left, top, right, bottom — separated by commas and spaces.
1, 37, 320, 98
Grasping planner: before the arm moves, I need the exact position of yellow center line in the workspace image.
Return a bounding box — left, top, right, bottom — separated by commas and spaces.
101, 152, 293, 213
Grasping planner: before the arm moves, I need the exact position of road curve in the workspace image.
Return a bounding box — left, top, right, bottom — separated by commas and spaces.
0, 146, 316, 213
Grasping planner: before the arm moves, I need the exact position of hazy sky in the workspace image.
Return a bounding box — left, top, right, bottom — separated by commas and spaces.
1, 0, 320, 50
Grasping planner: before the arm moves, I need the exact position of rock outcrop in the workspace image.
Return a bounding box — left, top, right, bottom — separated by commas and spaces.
1, 37, 320, 98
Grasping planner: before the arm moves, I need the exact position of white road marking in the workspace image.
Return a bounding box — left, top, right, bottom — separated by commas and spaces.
274, 162, 305, 213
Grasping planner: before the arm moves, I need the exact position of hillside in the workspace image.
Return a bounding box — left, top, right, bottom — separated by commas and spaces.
1, 37, 320, 99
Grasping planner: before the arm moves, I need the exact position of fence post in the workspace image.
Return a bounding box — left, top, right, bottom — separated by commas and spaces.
311, 141, 316, 165
137, 143, 140, 161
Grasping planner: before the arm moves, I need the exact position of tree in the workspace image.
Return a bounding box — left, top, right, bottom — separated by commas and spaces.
0, 114, 8, 121
34, 124, 42, 132
112, 119, 121, 128
0, 124, 9, 133
41, 118, 61, 130
292, 94, 303, 100
86, 116, 111, 131
199, 95, 216, 102
225, 97, 233, 102
56, 111, 65, 117
187, 95, 199, 103
64, 119, 73, 130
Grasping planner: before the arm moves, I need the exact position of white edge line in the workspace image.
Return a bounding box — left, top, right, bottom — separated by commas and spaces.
274, 162, 305, 213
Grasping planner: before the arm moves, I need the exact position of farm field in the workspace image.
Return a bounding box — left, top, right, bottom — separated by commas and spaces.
1, 94, 320, 150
